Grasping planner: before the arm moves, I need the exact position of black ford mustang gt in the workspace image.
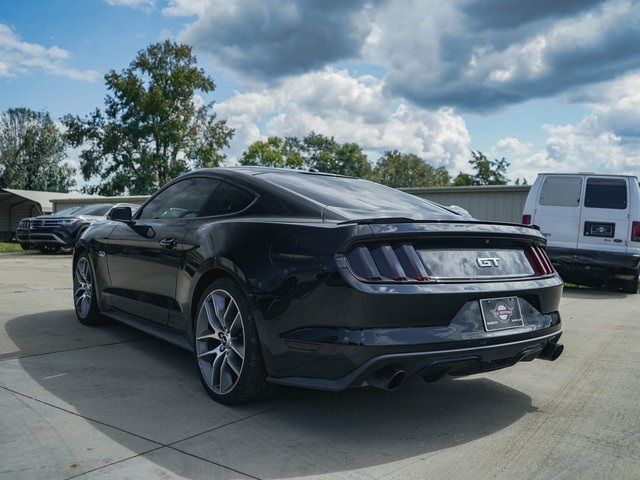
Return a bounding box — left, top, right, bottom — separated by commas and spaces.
73, 167, 564, 405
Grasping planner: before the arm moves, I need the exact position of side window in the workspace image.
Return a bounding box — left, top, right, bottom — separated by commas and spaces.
138, 178, 221, 220
199, 181, 255, 217
584, 178, 627, 209
539, 177, 582, 207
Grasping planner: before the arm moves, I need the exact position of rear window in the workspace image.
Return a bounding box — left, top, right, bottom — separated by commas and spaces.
259, 172, 456, 218
584, 178, 627, 209
539, 177, 582, 207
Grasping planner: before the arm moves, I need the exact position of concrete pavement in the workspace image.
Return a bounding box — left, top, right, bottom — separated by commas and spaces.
1, 254, 639, 479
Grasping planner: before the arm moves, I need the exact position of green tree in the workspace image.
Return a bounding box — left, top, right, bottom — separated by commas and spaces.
0, 108, 75, 192
453, 151, 509, 186
63, 41, 234, 195
239, 132, 373, 178
302, 132, 372, 178
239, 136, 304, 168
371, 150, 451, 188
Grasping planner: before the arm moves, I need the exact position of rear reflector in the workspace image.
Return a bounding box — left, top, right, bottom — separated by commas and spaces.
346, 243, 428, 282
632, 221, 640, 242
525, 245, 554, 275
522, 214, 532, 225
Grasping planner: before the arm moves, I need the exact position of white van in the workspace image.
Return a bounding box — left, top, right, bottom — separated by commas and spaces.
523, 173, 640, 293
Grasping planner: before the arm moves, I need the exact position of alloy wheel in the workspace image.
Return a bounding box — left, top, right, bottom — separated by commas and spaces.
74, 257, 93, 318
195, 289, 245, 395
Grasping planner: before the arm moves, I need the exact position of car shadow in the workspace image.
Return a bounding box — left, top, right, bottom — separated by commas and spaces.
3, 310, 537, 478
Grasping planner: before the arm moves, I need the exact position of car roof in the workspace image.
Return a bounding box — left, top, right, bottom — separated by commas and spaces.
539, 172, 638, 179
188, 166, 351, 178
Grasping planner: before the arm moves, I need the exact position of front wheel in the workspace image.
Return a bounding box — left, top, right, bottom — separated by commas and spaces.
194, 278, 272, 405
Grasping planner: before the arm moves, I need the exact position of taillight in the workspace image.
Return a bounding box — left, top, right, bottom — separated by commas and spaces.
522, 214, 532, 225
525, 245, 554, 276
632, 221, 640, 242
346, 243, 429, 282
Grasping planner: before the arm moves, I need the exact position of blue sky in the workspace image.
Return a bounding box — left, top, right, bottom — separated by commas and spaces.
1, 0, 639, 183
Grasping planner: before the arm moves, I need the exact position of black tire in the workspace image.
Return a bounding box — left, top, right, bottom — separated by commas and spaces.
73, 253, 106, 325
194, 278, 272, 405
20, 243, 31, 250
622, 273, 639, 294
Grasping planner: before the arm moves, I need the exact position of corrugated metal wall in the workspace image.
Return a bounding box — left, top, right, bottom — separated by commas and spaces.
0, 198, 41, 241
51, 186, 532, 223
405, 185, 531, 223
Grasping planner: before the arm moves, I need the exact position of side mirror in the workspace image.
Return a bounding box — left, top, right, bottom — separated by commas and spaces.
109, 206, 133, 223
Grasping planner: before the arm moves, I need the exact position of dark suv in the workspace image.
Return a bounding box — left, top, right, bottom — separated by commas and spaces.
17, 203, 138, 253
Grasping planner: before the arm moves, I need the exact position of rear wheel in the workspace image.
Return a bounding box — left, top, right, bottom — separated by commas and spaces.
19, 243, 31, 250
194, 278, 271, 405
622, 272, 639, 294
73, 254, 105, 325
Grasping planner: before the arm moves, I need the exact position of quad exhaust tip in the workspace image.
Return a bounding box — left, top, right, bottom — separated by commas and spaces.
367, 367, 407, 391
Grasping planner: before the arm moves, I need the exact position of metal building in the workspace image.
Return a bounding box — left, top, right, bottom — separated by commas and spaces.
0, 188, 93, 241
406, 185, 531, 223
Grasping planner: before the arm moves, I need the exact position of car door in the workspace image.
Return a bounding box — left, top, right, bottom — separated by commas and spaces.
577, 176, 629, 254
105, 177, 220, 324
533, 175, 583, 249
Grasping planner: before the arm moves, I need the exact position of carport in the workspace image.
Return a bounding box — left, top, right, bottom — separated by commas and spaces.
0, 188, 85, 241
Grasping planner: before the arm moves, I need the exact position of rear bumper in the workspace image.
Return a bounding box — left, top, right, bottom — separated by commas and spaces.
269, 328, 562, 391
257, 273, 564, 389
547, 247, 640, 271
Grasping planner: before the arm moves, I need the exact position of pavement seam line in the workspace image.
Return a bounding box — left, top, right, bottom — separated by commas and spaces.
0, 384, 164, 446
63, 446, 165, 480
0, 337, 147, 363
0, 383, 289, 480
166, 399, 298, 447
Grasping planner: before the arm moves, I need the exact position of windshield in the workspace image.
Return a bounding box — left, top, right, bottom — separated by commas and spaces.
51, 206, 82, 217
73, 204, 114, 216
259, 172, 459, 220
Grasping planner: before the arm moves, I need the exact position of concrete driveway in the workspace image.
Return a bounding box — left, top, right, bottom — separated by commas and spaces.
1, 254, 639, 479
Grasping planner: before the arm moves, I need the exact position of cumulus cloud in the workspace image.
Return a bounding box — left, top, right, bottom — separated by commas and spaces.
105, 0, 156, 10
216, 68, 471, 171
493, 72, 640, 181
372, 0, 640, 111
0, 23, 98, 81
179, 0, 378, 80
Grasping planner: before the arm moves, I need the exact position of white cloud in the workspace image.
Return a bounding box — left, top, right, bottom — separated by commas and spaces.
0, 24, 98, 81
105, 0, 156, 10
493, 73, 640, 182
216, 68, 471, 171
162, 0, 210, 16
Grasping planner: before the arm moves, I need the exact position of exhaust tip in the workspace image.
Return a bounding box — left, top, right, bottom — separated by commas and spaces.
387, 370, 407, 391
539, 343, 564, 361
367, 367, 407, 391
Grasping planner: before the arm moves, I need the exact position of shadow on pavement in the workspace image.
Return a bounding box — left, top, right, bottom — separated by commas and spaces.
3, 310, 537, 478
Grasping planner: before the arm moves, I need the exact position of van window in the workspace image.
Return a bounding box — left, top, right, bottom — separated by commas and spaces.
584, 178, 627, 209
539, 177, 582, 207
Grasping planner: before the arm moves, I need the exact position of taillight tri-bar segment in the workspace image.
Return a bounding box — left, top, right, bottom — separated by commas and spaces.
524, 244, 555, 276
346, 244, 429, 282
346, 243, 555, 283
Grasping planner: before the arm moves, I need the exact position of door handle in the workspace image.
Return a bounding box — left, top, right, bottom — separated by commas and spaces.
159, 238, 177, 249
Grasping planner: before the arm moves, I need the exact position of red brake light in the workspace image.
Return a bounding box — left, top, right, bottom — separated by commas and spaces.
632, 222, 640, 242
522, 214, 532, 225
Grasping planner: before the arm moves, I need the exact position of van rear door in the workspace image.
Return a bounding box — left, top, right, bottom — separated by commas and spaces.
578, 176, 629, 253
534, 175, 583, 249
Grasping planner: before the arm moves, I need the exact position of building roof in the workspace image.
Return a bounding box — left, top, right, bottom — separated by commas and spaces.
0, 188, 97, 213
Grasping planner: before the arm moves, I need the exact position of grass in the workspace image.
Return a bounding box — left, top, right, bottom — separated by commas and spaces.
0, 242, 27, 253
